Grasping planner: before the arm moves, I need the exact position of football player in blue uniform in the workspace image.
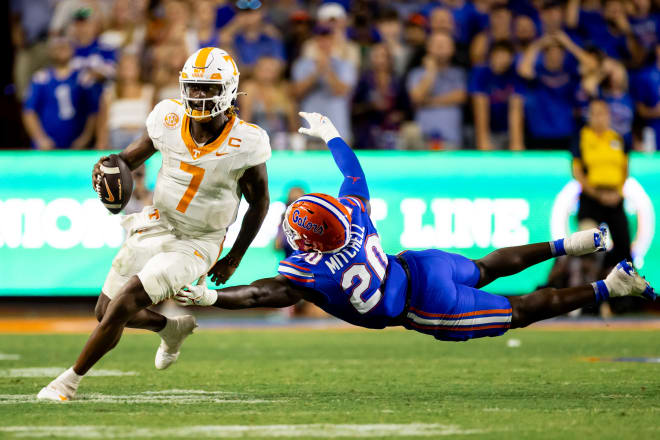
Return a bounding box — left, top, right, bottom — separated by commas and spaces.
176, 112, 656, 341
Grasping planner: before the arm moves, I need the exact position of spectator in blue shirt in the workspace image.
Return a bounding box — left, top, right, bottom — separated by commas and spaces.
68, 7, 116, 118
22, 35, 98, 150
566, 0, 643, 63
423, 1, 487, 48
291, 26, 358, 144
629, 0, 660, 61
194, 0, 221, 49
580, 58, 634, 148
69, 8, 117, 81
352, 44, 409, 149
539, 0, 567, 35
10, 0, 53, 98
517, 31, 596, 150
220, 8, 285, 77
632, 43, 660, 150
469, 41, 524, 150
470, 6, 514, 66
407, 31, 467, 149
513, 14, 538, 58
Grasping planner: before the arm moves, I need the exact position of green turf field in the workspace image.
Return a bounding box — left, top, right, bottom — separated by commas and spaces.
0, 329, 658, 439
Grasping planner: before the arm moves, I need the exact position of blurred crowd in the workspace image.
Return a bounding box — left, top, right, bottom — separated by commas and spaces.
9, 0, 660, 151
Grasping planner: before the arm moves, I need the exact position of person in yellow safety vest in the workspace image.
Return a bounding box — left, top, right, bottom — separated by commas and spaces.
572, 99, 632, 272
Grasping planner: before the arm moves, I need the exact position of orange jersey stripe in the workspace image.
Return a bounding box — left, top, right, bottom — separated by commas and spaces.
282, 274, 314, 283
180, 114, 236, 160
280, 261, 311, 271
408, 307, 512, 319
350, 196, 366, 212
407, 321, 511, 331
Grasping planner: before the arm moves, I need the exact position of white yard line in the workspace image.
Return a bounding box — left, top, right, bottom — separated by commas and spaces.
0, 389, 282, 405
0, 353, 21, 360
0, 424, 485, 438
0, 367, 137, 377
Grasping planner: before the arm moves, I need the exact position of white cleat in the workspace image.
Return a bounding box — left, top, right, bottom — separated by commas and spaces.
604, 260, 657, 300
563, 224, 608, 256
37, 383, 74, 402
155, 315, 197, 370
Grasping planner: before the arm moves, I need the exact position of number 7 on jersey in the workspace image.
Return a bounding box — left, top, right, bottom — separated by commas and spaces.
176, 162, 205, 213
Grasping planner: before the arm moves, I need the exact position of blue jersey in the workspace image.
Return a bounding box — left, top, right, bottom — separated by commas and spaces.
468, 66, 523, 133
274, 135, 513, 341
522, 57, 580, 138
278, 196, 408, 329
23, 68, 98, 149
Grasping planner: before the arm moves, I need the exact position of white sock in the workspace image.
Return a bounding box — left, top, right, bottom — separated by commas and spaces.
60, 367, 83, 383
157, 317, 175, 337
52, 367, 83, 394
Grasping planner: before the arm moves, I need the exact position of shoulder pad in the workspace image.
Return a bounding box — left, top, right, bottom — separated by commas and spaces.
145, 99, 184, 142
235, 119, 272, 167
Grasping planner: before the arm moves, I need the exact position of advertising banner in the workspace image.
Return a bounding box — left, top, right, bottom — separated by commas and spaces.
0, 151, 656, 295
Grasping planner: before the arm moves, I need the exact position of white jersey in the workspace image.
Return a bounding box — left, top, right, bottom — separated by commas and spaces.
145, 99, 271, 237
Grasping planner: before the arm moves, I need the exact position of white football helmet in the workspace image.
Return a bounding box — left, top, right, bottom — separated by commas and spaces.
179, 47, 240, 121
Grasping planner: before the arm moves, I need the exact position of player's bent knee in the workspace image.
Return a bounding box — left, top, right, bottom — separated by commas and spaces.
507, 296, 528, 329
95, 305, 105, 323
94, 293, 110, 322
473, 259, 491, 287
100, 279, 152, 329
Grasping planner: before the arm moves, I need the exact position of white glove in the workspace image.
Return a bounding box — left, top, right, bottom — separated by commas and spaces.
174, 283, 218, 307
297, 111, 341, 143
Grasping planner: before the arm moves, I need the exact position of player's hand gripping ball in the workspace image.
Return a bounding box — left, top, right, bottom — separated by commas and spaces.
93, 154, 134, 214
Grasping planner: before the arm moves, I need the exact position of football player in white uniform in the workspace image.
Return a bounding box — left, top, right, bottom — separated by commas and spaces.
37, 47, 272, 401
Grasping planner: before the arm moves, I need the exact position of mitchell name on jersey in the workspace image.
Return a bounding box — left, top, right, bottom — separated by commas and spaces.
324, 223, 367, 274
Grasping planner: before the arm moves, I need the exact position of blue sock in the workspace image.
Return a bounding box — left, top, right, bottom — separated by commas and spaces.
550, 238, 566, 256
591, 280, 610, 303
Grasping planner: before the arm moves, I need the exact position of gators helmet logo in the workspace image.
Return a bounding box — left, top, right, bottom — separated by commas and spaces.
283, 193, 352, 253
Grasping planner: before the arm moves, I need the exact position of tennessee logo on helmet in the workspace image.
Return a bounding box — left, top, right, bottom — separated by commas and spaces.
283, 193, 352, 253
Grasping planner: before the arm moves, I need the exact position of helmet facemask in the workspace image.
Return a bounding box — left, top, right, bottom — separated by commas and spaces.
283, 205, 306, 251
180, 77, 237, 122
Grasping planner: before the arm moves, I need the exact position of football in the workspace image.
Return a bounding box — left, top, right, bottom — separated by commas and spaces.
97, 154, 133, 214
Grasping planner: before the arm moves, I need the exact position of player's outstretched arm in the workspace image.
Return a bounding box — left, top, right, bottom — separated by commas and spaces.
174, 275, 303, 309
298, 112, 371, 214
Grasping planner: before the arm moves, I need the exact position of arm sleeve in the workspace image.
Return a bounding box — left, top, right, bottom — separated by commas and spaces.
327, 137, 370, 200
277, 259, 315, 288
